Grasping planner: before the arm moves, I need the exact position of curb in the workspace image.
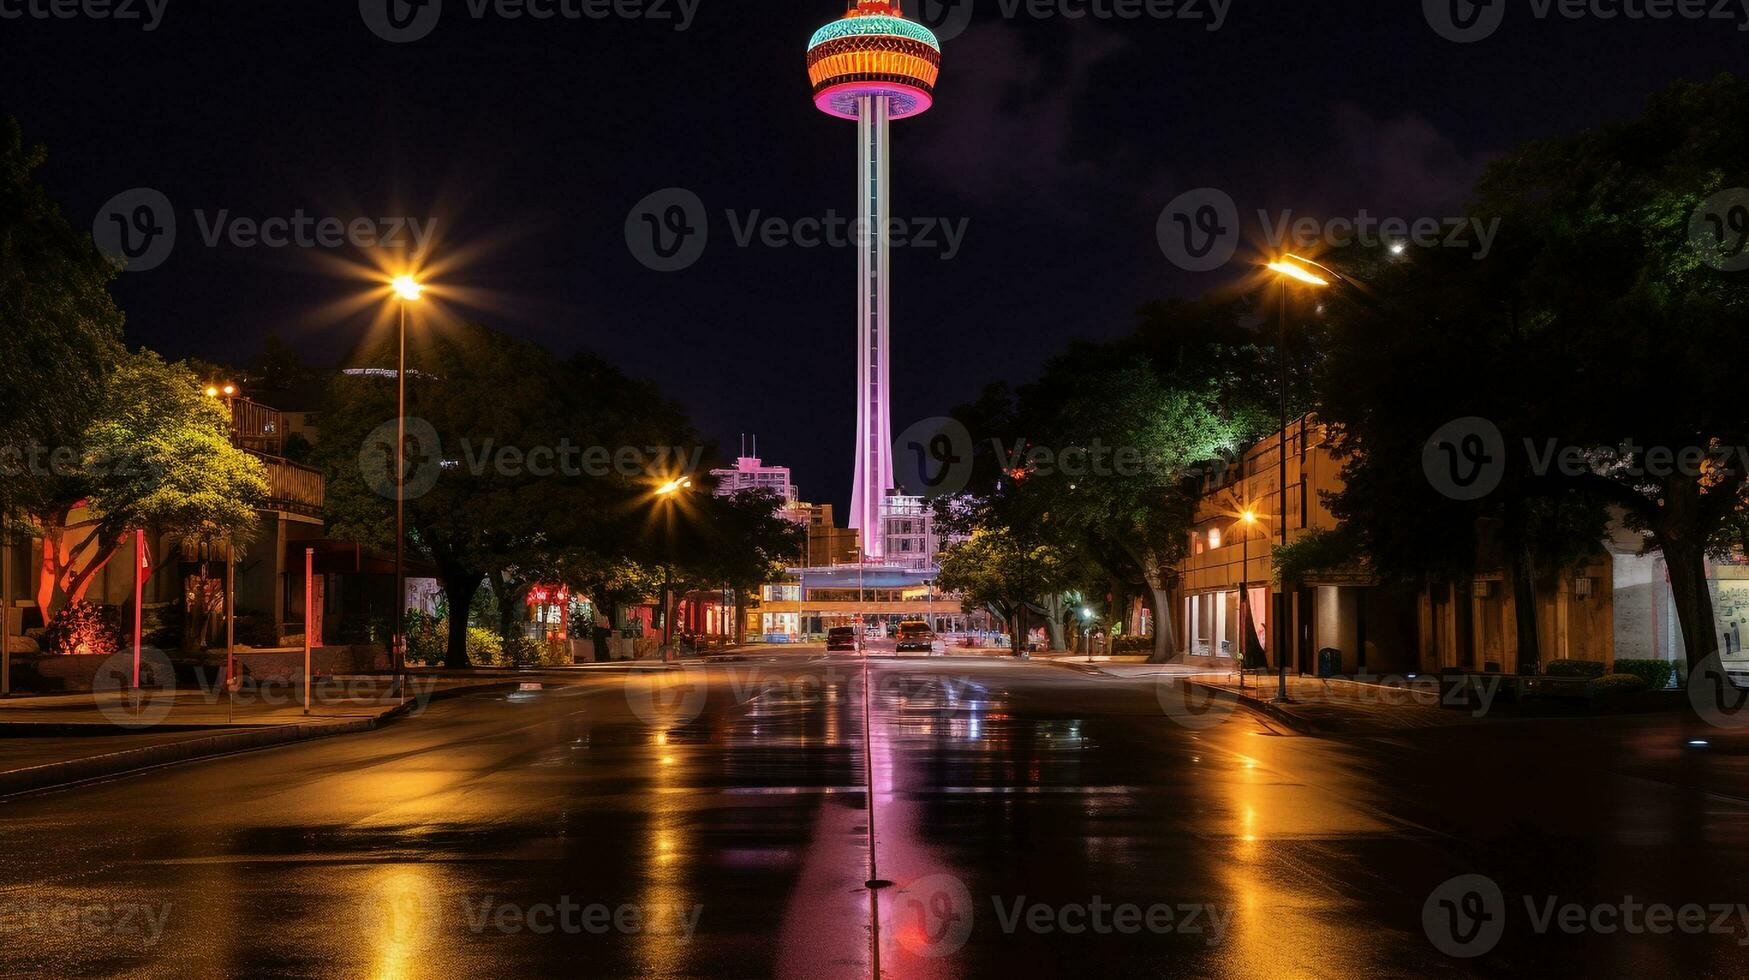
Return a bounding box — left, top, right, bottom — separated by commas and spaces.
0, 680, 521, 799
1183, 680, 1319, 735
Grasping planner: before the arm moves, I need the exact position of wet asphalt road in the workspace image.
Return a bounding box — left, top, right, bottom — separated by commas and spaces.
2, 648, 1747, 978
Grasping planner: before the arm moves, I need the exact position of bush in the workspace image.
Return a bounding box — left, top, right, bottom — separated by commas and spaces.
1592, 673, 1651, 695
500, 635, 540, 668
1611, 658, 1676, 690
42, 602, 122, 657
405, 610, 446, 666
404, 613, 505, 667
1111, 635, 1155, 656
1545, 659, 1606, 678
540, 637, 573, 666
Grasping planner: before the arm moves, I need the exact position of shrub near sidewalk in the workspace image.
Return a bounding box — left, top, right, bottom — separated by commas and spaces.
1593, 673, 1652, 696
1611, 658, 1677, 690
1545, 659, 1606, 679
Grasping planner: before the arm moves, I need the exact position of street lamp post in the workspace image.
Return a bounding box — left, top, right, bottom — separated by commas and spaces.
653, 476, 692, 656
1264, 257, 1332, 705
390, 275, 423, 692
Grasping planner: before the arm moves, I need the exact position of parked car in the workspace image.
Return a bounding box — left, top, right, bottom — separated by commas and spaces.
826, 627, 857, 651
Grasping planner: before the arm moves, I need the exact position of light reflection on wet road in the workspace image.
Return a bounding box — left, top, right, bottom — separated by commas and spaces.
1, 650, 1745, 978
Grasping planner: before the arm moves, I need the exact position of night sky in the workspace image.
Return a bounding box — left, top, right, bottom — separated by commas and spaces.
4, 0, 1744, 515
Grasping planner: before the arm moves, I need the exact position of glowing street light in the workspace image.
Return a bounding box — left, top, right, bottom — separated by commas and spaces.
1265, 258, 1330, 287
655, 477, 693, 496
389, 272, 425, 698
1260, 257, 1337, 705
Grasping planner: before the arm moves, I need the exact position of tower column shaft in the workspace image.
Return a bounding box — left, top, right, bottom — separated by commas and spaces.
849, 94, 894, 558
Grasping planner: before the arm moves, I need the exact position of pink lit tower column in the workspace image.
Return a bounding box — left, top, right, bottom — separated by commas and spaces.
807, 1, 942, 560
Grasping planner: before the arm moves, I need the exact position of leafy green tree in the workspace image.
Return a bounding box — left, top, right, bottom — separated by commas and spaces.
0, 117, 123, 538
948, 301, 1271, 663
318, 328, 701, 666
687, 488, 807, 646
937, 526, 1075, 656
26, 351, 268, 616
1320, 75, 1749, 673
1315, 242, 1610, 670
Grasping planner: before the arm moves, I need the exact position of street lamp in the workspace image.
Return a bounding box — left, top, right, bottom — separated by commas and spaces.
1082, 605, 1095, 664
651, 476, 692, 654
390, 273, 423, 694
1264, 256, 1332, 704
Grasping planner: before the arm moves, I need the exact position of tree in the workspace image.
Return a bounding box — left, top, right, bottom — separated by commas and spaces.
937, 526, 1075, 656
951, 301, 1271, 664
24, 351, 268, 619
689, 488, 806, 646
1318, 74, 1749, 674
317, 327, 700, 667
1315, 242, 1610, 671
1468, 74, 1749, 674
0, 117, 124, 545
319, 321, 577, 667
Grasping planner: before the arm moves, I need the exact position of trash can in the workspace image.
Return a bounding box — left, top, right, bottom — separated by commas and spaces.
1317, 647, 1339, 679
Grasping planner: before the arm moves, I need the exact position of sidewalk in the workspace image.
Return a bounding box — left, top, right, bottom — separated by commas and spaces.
1182, 672, 1478, 735
0, 673, 522, 797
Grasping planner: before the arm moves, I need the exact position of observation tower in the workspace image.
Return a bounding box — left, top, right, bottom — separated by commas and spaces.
807, 0, 942, 559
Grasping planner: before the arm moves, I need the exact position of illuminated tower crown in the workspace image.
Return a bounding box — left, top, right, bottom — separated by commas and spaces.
807, 0, 942, 120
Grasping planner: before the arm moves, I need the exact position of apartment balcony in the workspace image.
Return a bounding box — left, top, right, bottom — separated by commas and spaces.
250, 451, 324, 518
